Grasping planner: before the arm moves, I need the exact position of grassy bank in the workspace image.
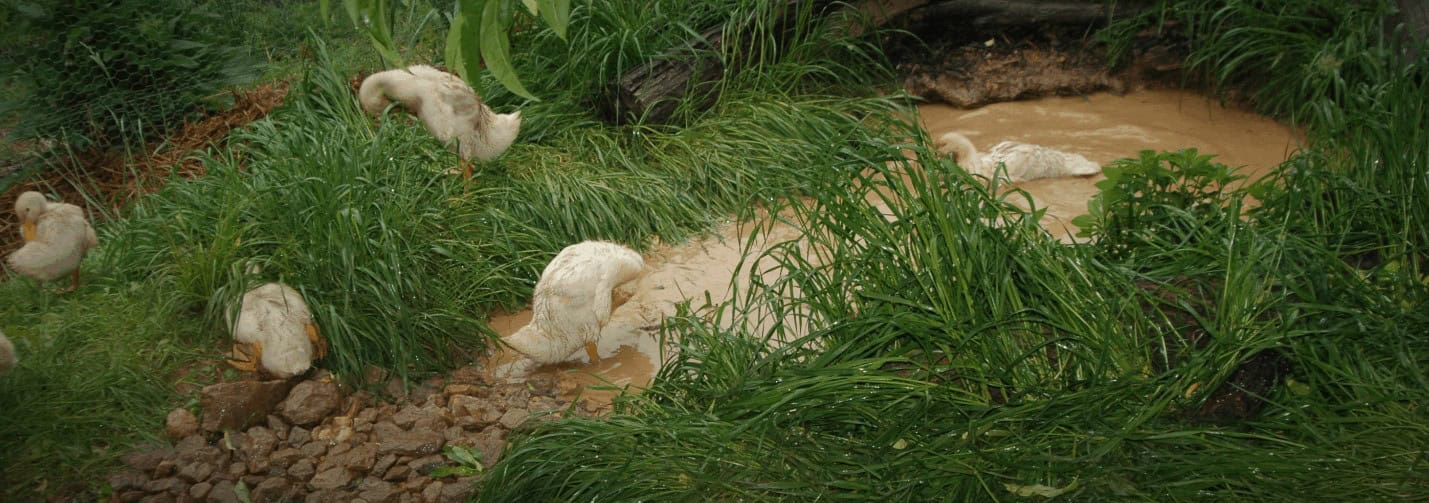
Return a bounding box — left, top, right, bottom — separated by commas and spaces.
481, 1, 1428, 500
0, 0, 902, 497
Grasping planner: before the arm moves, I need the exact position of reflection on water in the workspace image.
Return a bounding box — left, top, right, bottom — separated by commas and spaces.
486, 90, 1300, 409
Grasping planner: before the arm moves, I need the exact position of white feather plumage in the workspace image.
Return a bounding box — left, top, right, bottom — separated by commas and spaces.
229, 282, 319, 378
501, 241, 645, 373
7, 191, 98, 285
358, 64, 522, 163
936, 132, 1102, 182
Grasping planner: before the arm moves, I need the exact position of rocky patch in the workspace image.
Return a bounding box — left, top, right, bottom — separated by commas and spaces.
111, 365, 596, 502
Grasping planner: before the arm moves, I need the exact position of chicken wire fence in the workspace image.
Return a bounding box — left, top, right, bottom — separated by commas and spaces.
0, 0, 262, 182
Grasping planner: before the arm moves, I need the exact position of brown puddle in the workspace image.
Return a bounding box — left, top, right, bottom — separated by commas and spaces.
920, 89, 1302, 240
487, 89, 1301, 409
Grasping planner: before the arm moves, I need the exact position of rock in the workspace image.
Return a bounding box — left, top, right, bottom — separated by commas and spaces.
267, 415, 291, 440
166, 408, 200, 439
226, 462, 246, 479
141, 493, 177, 503
288, 458, 317, 481
142, 477, 186, 495
446, 395, 480, 418
421, 481, 443, 503
384, 378, 409, 402
363, 365, 389, 385
472, 427, 507, 468
307, 466, 353, 491
372, 454, 398, 478
107, 469, 148, 492
391, 404, 424, 428
299, 440, 327, 459
400, 476, 429, 492
176, 462, 214, 483
240, 427, 279, 474
443, 384, 482, 396
526, 373, 559, 396
288, 426, 311, 447
279, 380, 341, 426
357, 478, 397, 503
253, 476, 300, 503
189, 481, 213, 500
123, 446, 173, 473
373, 421, 402, 441
381, 464, 410, 482
153, 459, 178, 478
498, 408, 529, 429
438, 477, 475, 503
200, 380, 296, 432
442, 425, 467, 444
357, 406, 379, 424
207, 479, 241, 503
375, 429, 443, 456
334, 443, 378, 473
408, 454, 448, 476
117, 490, 145, 503
270, 448, 305, 469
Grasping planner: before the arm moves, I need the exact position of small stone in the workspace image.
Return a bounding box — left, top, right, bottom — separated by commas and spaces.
142, 477, 186, 495
372, 454, 398, 478
498, 408, 528, 429
438, 477, 474, 503
363, 365, 389, 385
166, 408, 200, 439
299, 440, 328, 460
357, 478, 396, 503
307, 466, 353, 491
122, 446, 173, 473
443, 384, 481, 396
375, 430, 443, 456
153, 459, 178, 478
421, 481, 443, 503
279, 380, 341, 426
175, 462, 214, 483
267, 414, 291, 439
288, 426, 311, 447
407, 454, 448, 476
253, 476, 297, 503
338, 443, 379, 473
270, 447, 305, 468
200, 380, 296, 432
442, 425, 467, 444
227, 462, 246, 478
357, 406, 379, 424
472, 427, 507, 468
117, 490, 145, 503
381, 464, 410, 482
207, 479, 240, 503
288, 458, 317, 481
526, 373, 559, 397
107, 469, 148, 492
189, 481, 213, 500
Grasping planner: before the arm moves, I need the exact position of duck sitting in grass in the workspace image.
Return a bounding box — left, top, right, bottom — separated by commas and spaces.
936, 132, 1102, 182
227, 281, 327, 379
358, 64, 523, 180
7, 191, 98, 292
497, 241, 645, 379
0, 329, 15, 374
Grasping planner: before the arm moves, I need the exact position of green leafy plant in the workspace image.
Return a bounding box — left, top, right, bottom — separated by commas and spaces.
1071, 148, 1246, 258
0, 0, 259, 149
430, 445, 484, 477
330, 0, 571, 100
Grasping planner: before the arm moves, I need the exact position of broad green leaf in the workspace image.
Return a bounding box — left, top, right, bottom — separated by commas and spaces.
318, 0, 331, 26
480, 0, 539, 101
444, 5, 466, 80
521, 0, 538, 16
458, 0, 485, 90
537, 0, 570, 39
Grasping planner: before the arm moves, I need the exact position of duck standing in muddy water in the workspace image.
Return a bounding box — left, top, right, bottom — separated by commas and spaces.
7, 191, 98, 292
497, 241, 645, 379
358, 65, 522, 180
936, 131, 1102, 182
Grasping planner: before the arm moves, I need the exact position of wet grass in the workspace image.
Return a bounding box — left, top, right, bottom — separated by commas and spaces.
0, 0, 902, 497
482, 1, 1429, 500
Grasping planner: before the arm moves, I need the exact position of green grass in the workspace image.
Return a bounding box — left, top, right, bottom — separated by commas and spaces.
0, 1, 909, 497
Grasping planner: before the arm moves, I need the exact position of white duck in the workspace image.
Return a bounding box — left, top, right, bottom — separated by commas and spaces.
499, 241, 645, 378
7, 191, 98, 292
227, 282, 327, 379
936, 132, 1102, 182
358, 64, 523, 179
0, 329, 15, 374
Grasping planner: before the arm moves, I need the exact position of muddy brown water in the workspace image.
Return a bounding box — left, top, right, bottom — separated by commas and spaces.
486, 89, 1300, 408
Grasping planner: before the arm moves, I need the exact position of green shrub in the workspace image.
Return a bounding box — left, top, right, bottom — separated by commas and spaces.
0, 0, 259, 149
